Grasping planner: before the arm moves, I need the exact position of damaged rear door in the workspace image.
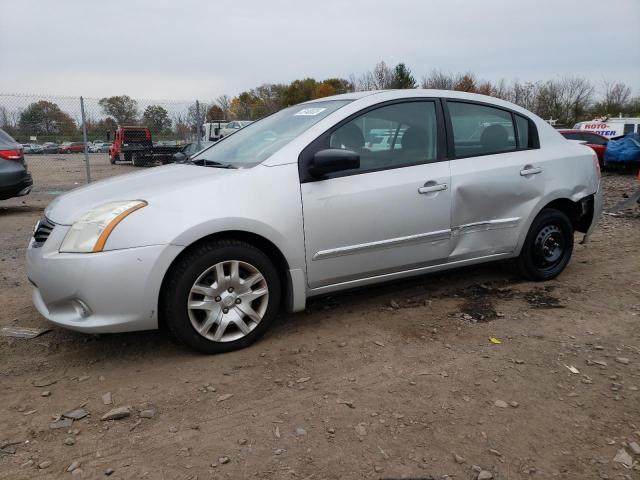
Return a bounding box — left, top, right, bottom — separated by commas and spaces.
444, 100, 545, 261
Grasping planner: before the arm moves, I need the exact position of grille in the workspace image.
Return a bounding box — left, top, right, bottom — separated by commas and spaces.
33, 217, 55, 246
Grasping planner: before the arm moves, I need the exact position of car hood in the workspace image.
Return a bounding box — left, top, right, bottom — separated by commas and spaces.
45, 164, 233, 225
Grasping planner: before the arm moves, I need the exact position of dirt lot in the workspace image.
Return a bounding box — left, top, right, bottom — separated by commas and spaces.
1, 158, 639, 480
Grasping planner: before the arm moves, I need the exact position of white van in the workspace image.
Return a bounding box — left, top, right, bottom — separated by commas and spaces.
573, 117, 640, 139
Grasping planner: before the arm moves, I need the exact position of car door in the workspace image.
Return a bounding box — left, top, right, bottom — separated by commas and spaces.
445, 100, 545, 260
300, 100, 451, 289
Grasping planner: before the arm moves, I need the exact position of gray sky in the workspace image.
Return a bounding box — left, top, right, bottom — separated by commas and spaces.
1, 0, 639, 100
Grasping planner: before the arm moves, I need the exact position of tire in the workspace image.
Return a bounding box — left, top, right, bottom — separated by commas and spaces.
517, 209, 574, 281
131, 153, 145, 167
162, 239, 282, 354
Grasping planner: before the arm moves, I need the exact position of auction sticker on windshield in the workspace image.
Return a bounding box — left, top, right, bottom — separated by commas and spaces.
294, 108, 327, 116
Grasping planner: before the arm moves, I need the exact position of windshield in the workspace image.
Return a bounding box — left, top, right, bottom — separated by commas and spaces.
191, 100, 351, 168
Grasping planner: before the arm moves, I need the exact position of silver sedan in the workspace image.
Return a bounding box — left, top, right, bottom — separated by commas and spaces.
26, 89, 602, 353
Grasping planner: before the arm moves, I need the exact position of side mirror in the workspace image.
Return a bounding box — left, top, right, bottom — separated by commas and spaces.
309, 149, 359, 177
173, 151, 187, 162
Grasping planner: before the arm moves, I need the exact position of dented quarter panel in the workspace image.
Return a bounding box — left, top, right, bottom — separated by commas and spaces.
450, 115, 599, 261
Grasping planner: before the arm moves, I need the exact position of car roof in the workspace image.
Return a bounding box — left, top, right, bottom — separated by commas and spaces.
302, 89, 542, 113
303, 90, 383, 103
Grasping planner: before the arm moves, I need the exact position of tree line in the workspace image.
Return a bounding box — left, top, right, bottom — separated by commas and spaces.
1, 61, 638, 142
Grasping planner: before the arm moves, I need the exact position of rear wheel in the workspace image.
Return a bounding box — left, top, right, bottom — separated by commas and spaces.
131, 152, 147, 167
162, 239, 281, 354
517, 209, 574, 281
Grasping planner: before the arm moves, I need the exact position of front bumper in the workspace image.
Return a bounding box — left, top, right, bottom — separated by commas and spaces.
26, 223, 183, 333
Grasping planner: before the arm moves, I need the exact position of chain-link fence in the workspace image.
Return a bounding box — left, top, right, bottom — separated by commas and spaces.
0, 93, 212, 197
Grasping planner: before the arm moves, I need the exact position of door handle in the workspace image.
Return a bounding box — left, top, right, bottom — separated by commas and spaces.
520, 167, 542, 176
418, 183, 448, 194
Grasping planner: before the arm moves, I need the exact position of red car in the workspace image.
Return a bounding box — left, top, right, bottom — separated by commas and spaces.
559, 130, 608, 165
58, 142, 86, 154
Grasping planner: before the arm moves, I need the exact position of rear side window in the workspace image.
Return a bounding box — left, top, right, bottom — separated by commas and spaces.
514, 114, 533, 149
447, 102, 516, 157
561, 132, 583, 141
583, 133, 607, 145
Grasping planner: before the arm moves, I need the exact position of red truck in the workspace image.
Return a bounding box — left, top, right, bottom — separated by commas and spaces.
110, 127, 181, 167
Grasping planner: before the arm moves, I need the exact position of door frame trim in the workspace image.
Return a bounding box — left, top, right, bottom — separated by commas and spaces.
312, 229, 452, 261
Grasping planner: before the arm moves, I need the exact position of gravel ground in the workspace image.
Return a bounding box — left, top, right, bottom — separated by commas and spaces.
0, 159, 639, 480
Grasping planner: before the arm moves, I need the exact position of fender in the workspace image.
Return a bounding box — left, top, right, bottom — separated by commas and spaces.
514, 187, 598, 255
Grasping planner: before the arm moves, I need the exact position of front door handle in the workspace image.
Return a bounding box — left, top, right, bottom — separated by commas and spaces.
418, 183, 448, 194
520, 166, 542, 176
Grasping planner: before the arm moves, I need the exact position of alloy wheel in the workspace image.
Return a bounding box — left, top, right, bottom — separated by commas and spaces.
187, 260, 269, 342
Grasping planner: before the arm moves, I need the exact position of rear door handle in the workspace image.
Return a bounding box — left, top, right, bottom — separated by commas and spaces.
418, 183, 448, 194
520, 167, 542, 176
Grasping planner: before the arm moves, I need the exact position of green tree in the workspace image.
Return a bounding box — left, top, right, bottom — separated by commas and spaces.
229, 92, 262, 120
283, 78, 319, 106
313, 82, 336, 99
18, 100, 77, 137
206, 104, 225, 121
390, 63, 417, 89
252, 84, 287, 116
98, 95, 138, 126
142, 105, 171, 133
322, 78, 353, 94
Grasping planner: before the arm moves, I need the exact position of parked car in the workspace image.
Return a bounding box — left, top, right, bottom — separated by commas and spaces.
172, 141, 215, 162
1, 128, 32, 200
88, 142, 107, 153
559, 130, 608, 165
22, 143, 43, 154
42, 142, 60, 154
26, 90, 602, 353
219, 120, 253, 138
58, 142, 85, 154
97, 142, 112, 153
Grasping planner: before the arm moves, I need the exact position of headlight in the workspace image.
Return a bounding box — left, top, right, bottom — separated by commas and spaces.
60, 200, 147, 253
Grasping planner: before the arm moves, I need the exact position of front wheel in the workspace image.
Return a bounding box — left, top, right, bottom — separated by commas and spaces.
162, 239, 281, 354
517, 209, 574, 281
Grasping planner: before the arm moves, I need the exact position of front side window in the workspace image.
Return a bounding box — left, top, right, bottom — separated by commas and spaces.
326, 101, 438, 174
448, 102, 516, 157
191, 100, 351, 168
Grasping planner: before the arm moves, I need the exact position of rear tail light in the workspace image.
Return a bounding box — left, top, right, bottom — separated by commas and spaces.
145, 130, 151, 140
0, 148, 23, 160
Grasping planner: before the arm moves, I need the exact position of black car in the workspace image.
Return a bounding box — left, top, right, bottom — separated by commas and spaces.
0, 128, 33, 200
42, 142, 60, 154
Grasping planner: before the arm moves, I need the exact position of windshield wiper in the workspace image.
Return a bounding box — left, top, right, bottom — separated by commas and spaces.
191, 159, 236, 169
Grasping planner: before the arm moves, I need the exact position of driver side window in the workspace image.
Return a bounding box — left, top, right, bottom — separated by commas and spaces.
328, 101, 438, 174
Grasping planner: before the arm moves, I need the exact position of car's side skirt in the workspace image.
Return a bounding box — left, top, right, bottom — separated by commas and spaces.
306, 252, 515, 298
